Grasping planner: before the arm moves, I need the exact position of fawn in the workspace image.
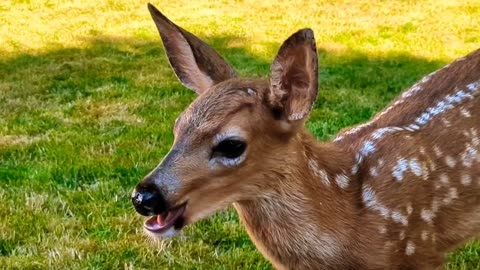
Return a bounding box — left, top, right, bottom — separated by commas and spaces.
131, 3, 480, 269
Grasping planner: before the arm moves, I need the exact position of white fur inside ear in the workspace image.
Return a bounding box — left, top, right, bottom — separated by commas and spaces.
288, 112, 306, 121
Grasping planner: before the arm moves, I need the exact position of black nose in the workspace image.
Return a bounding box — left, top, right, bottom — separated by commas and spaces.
131, 182, 168, 216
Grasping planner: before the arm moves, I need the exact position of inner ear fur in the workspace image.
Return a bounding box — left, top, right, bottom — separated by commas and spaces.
269, 28, 319, 121
148, 3, 236, 94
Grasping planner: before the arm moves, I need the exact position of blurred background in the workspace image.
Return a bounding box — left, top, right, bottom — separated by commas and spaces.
0, 0, 479, 269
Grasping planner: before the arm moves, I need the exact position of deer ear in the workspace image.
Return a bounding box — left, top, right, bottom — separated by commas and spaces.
148, 4, 236, 94
269, 29, 319, 121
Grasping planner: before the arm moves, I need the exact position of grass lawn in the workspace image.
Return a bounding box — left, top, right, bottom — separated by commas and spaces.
1, 0, 480, 269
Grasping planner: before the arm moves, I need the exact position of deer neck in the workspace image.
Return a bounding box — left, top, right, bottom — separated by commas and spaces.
234, 131, 366, 269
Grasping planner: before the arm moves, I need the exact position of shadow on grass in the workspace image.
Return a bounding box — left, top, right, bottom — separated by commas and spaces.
0, 34, 447, 187
1, 34, 448, 132
0, 34, 446, 100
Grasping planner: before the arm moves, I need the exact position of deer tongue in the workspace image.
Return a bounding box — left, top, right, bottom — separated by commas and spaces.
157, 213, 168, 226
144, 213, 168, 231
144, 205, 186, 233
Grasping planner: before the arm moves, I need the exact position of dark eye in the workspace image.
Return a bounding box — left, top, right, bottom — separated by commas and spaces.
212, 139, 246, 159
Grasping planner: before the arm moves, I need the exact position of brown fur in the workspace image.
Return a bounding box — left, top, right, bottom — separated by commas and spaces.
135, 4, 480, 269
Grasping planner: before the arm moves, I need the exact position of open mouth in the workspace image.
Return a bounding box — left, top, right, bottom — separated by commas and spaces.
144, 203, 187, 234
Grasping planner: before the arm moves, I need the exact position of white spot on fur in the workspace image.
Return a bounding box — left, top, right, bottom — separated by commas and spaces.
431, 199, 440, 212
351, 164, 359, 175
378, 159, 385, 167
421, 162, 429, 180
462, 144, 477, 168
461, 108, 471, 118
335, 174, 349, 189
415, 112, 432, 125
461, 174, 472, 186
469, 128, 480, 146
404, 126, 415, 132
408, 124, 420, 130
360, 141, 376, 156
421, 208, 435, 224
406, 203, 413, 215
309, 160, 330, 186
440, 173, 449, 184
442, 196, 452, 205
349, 79, 480, 177
370, 166, 379, 177
409, 159, 422, 176
392, 158, 408, 181
406, 241, 416, 256
433, 146, 443, 157
445, 155, 456, 168
414, 87, 475, 126
379, 225, 387, 234
448, 187, 458, 200
362, 186, 390, 218
392, 158, 425, 181
428, 159, 437, 172
421, 230, 429, 241
399, 230, 405, 240
467, 81, 480, 92
442, 118, 452, 127
391, 211, 408, 226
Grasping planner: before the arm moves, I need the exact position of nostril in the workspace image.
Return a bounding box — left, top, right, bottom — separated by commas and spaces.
132, 191, 146, 206
131, 186, 168, 216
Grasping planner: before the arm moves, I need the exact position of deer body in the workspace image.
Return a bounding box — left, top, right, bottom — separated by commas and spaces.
132, 4, 480, 269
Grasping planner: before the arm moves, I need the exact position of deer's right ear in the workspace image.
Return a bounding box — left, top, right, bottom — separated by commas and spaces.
269, 29, 319, 121
148, 3, 236, 94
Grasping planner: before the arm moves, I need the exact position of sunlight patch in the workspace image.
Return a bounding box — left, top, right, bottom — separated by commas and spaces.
0, 134, 47, 147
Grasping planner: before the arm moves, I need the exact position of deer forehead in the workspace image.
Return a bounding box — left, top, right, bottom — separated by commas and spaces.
175, 80, 267, 138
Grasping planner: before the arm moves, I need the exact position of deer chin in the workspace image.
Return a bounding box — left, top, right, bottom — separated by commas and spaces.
143, 203, 187, 238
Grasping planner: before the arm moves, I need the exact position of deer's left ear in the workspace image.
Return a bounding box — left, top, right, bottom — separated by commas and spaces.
148, 3, 236, 94
269, 29, 319, 121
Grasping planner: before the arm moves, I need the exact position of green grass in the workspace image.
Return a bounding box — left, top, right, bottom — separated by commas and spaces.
1, 0, 480, 269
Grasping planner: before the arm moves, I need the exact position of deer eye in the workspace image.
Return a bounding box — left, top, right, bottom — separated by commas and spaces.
212, 139, 246, 159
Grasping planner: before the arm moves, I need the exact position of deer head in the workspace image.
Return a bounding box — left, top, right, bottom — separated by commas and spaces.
131, 3, 319, 238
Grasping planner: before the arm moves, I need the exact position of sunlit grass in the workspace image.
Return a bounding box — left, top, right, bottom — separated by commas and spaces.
1, 0, 479, 269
